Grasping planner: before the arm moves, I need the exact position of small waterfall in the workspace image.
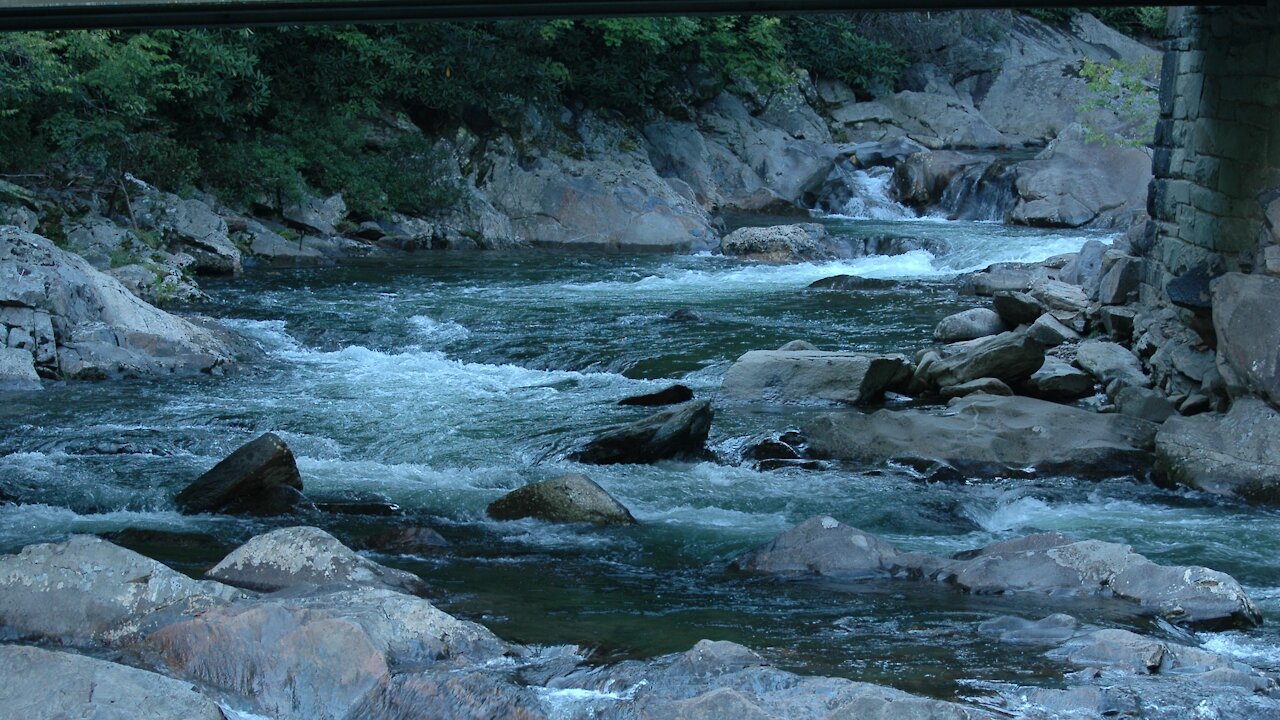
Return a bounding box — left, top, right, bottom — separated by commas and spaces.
937, 160, 1019, 222
813, 158, 916, 220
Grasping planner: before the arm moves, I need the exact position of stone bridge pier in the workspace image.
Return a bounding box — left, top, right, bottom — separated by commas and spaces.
1141, 0, 1280, 408
1145, 0, 1280, 300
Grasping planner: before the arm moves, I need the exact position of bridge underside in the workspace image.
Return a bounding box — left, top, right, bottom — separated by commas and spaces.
1, 0, 1208, 32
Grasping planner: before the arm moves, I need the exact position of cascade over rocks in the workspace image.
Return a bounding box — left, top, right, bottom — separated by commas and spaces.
487, 474, 637, 525
720, 350, 911, 405
175, 432, 307, 515
0, 535, 243, 645
732, 517, 1261, 629
206, 526, 426, 594
803, 394, 1156, 478
0, 227, 239, 380
569, 400, 712, 464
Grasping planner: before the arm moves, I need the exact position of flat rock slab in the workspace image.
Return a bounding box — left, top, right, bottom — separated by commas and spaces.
0, 645, 225, 720
175, 432, 306, 515
0, 535, 242, 645
925, 331, 1045, 389
207, 526, 425, 594
487, 474, 637, 525
569, 400, 712, 464
720, 350, 911, 405
733, 518, 1261, 629
1076, 340, 1150, 389
1155, 398, 1280, 505
803, 394, 1156, 478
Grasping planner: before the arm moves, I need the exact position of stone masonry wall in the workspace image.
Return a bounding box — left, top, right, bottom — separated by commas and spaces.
1143, 1, 1280, 305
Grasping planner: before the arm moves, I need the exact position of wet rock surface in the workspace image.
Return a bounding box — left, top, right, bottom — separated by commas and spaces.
0, 535, 243, 645
721, 350, 912, 405
175, 431, 306, 515
487, 474, 638, 525
569, 400, 713, 464
734, 517, 1262, 629
206, 525, 426, 594
1155, 398, 1280, 505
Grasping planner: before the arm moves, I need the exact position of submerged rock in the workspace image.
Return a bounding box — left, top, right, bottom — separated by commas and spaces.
206, 526, 425, 594
803, 394, 1156, 478
363, 526, 451, 554
0, 645, 225, 720
720, 350, 911, 405
618, 384, 694, 406
0, 535, 242, 645
569, 400, 712, 464
487, 474, 637, 525
175, 432, 306, 516
1155, 398, 1280, 505
733, 518, 1261, 629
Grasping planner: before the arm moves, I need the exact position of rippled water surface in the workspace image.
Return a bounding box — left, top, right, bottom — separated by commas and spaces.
3, 217, 1279, 698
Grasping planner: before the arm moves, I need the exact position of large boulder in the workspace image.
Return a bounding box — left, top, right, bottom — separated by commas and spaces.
0, 227, 238, 380
0, 347, 40, 390
206, 526, 425, 594
803, 394, 1157, 478
486, 474, 637, 525
1155, 399, 1280, 505
1211, 272, 1280, 406
1022, 356, 1096, 400
0, 535, 242, 645
729, 516, 914, 578
175, 432, 306, 515
933, 308, 1006, 342
645, 119, 786, 213
283, 192, 347, 236
569, 400, 712, 464
733, 518, 1261, 629
0, 645, 225, 720
719, 223, 836, 263
143, 586, 510, 720
720, 350, 911, 405
925, 331, 1045, 389
992, 291, 1044, 327
133, 185, 242, 274
1009, 125, 1151, 229
483, 141, 718, 252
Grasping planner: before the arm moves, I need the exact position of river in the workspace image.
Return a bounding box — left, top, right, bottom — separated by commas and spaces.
2, 215, 1278, 701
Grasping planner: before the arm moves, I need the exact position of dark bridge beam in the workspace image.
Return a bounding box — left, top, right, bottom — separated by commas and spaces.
0, 0, 1222, 32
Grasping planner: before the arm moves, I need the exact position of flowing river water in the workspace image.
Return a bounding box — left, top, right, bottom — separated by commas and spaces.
3, 214, 1280, 701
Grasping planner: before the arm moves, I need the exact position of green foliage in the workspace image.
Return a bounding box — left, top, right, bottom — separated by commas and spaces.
1077, 57, 1159, 147
0, 16, 915, 211
785, 15, 906, 95
1026, 7, 1167, 39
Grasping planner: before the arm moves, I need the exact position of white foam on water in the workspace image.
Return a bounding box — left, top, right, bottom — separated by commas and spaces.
0, 504, 224, 550
407, 314, 472, 346
833, 167, 917, 220
1200, 631, 1280, 671
218, 318, 303, 353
